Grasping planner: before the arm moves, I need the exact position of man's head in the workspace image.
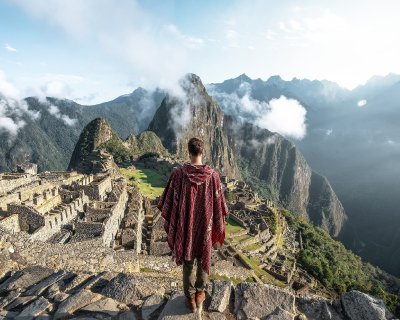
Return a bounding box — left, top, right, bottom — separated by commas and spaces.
188, 137, 204, 162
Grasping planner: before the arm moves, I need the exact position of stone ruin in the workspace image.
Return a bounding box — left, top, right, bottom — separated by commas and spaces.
0, 164, 146, 255
0, 162, 397, 319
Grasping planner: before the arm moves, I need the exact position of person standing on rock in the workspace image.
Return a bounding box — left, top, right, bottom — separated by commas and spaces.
157, 137, 229, 313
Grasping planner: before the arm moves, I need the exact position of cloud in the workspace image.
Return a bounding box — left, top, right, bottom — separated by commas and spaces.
0, 70, 41, 138
209, 84, 307, 139
357, 99, 367, 107
0, 70, 20, 99
4, 43, 17, 52
256, 96, 307, 139
12, 0, 205, 94
0, 116, 25, 136
47, 104, 77, 126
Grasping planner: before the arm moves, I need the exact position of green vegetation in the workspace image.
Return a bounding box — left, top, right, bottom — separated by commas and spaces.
121, 167, 166, 200
224, 190, 236, 203
280, 208, 400, 316
237, 157, 280, 202
263, 207, 278, 234
231, 234, 252, 244
238, 252, 285, 287
99, 137, 133, 163
244, 242, 263, 252
209, 274, 244, 285
226, 218, 245, 237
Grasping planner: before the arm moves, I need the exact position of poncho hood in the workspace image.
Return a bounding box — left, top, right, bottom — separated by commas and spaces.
182, 162, 214, 186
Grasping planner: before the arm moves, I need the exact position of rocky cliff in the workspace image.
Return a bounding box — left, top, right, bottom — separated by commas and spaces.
125, 131, 169, 157
147, 74, 240, 178
223, 115, 347, 237
68, 118, 170, 174
68, 118, 129, 173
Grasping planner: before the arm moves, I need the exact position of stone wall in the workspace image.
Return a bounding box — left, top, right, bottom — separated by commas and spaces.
0, 214, 20, 232
31, 193, 90, 241
8, 203, 44, 233
0, 226, 139, 274
0, 173, 38, 196
72, 222, 104, 241
102, 186, 128, 247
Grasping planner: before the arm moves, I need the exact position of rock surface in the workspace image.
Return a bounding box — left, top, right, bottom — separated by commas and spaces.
296, 294, 344, 320
234, 282, 295, 320
0, 265, 397, 320
208, 280, 231, 313
157, 291, 201, 320
341, 290, 395, 320
101, 273, 165, 304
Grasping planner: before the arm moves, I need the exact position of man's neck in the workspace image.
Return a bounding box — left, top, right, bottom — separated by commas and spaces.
190, 158, 203, 165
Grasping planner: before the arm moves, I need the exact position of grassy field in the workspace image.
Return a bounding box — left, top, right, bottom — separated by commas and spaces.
226, 218, 245, 237
120, 167, 167, 200
244, 242, 263, 252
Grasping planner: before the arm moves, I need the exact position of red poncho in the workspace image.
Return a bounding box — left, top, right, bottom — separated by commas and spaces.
157, 162, 229, 274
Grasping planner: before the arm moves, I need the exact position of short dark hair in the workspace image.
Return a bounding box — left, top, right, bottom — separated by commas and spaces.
188, 137, 204, 156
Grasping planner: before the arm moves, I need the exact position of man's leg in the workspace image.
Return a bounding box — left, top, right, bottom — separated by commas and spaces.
183, 259, 196, 298
194, 258, 208, 292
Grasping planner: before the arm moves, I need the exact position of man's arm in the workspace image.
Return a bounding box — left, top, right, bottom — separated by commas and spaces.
211, 172, 229, 247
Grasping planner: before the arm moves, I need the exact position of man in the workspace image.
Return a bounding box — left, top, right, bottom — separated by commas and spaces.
157, 137, 229, 312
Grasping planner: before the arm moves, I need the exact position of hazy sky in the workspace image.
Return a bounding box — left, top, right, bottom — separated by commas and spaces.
1, 0, 400, 104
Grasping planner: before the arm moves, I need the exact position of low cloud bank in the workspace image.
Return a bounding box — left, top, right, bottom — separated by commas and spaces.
209, 83, 307, 139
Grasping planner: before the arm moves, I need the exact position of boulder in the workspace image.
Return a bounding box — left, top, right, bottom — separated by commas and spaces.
341, 290, 395, 320
142, 293, 165, 320
54, 289, 102, 319
296, 294, 344, 320
0, 266, 53, 294
16, 297, 51, 320
208, 280, 231, 313
234, 282, 295, 320
101, 273, 164, 304
157, 291, 201, 320
81, 297, 122, 316
265, 307, 295, 320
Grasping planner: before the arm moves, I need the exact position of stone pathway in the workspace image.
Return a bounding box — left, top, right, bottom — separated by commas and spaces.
0, 265, 396, 320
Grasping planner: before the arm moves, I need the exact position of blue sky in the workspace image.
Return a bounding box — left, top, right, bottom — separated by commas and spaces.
1, 0, 400, 104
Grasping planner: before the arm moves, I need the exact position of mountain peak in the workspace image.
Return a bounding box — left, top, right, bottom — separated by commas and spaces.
266, 75, 283, 85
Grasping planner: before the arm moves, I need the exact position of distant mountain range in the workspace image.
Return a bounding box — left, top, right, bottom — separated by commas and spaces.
0, 72, 399, 276
208, 72, 400, 276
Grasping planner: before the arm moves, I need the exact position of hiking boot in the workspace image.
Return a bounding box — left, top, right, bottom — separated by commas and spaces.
195, 290, 205, 308
185, 294, 196, 313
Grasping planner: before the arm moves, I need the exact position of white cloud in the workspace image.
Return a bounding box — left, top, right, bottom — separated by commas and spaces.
256, 96, 307, 139
0, 70, 20, 99
357, 99, 367, 107
4, 43, 17, 52
47, 104, 77, 126
0, 70, 41, 138
12, 0, 205, 94
326, 129, 333, 135
209, 84, 307, 140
